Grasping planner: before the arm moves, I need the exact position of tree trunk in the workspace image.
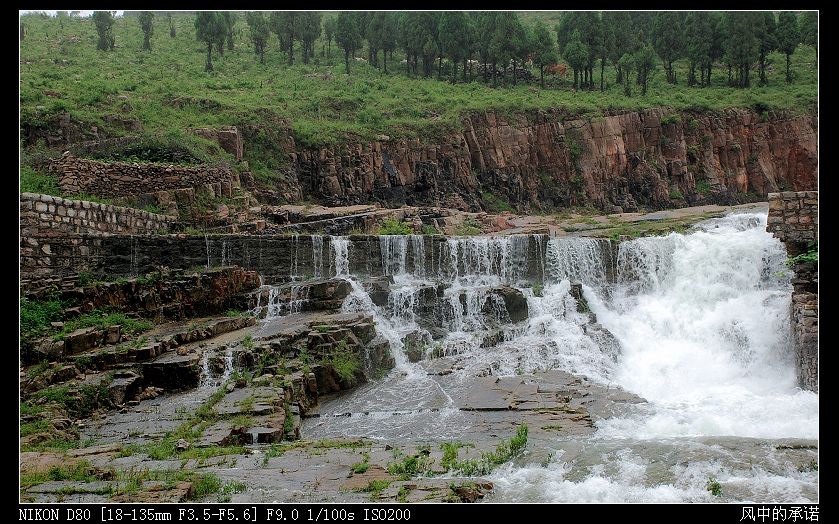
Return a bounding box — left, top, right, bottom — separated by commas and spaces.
758, 49, 766, 86
463, 58, 467, 83
452, 61, 458, 84
540, 66, 545, 88
616, 65, 623, 84
384, 52, 388, 73
573, 69, 578, 89
288, 38, 294, 65
492, 61, 497, 87
143, 34, 150, 51
345, 49, 350, 74
438, 56, 442, 80
217, 42, 224, 57
205, 42, 213, 72
259, 47, 265, 64
512, 60, 517, 85
600, 60, 605, 91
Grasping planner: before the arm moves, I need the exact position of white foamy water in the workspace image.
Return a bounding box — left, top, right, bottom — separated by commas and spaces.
589, 213, 818, 440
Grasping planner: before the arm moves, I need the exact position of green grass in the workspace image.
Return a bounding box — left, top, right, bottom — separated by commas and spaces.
53, 309, 153, 340
454, 217, 482, 236
19, 13, 817, 188
20, 166, 60, 194
377, 218, 413, 235
323, 340, 360, 387
387, 453, 433, 480
20, 461, 99, 489
448, 424, 528, 476
421, 224, 440, 235
190, 473, 223, 500
359, 479, 392, 496
20, 294, 66, 341
351, 452, 371, 474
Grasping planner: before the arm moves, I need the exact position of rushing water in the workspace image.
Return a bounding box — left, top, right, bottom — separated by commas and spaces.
254, 213, 816, 502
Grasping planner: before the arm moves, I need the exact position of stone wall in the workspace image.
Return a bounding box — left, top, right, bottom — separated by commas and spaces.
767, 191, 818, 392
46, 153, 238, 199
20, 192, 174, 237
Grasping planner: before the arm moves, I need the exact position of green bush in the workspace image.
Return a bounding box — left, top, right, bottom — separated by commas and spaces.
482, 191, 514, 213
378, 218, 412, 235
660, 114, 681, 125
20, 166, 60, 195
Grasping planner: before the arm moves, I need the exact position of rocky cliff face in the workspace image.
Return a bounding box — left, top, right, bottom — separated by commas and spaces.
267, 108, 817, 212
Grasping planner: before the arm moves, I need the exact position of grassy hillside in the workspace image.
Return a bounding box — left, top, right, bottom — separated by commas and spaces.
20, 12, 817, 161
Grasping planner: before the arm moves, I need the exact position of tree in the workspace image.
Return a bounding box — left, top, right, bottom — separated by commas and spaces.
222, 12, 237, 51
417, 12, 442, 79
556, 12, 601, 89
490, 12, 524, 86
138, 11, 154, 51
652, 11, 683, 84
685, 11, 712, 86
474, 12, 498, 84
274, 12, 298, 65
168, 13, 176, 38
799, 11, 817, 65
755, 12, 777, 86
371, 11, 398, 73
335, 11, 362, 74
634, 43, 656, 95
367, 12, 385, 68
724, 11, 760, 87
618, 53, 634, 96
531, 20, 557, 88
707, 12, 725, 86
603, 12, 637, 84
461, 16, 477, 82
299, 12, 321, 64
20, 21, 25, 41
195, 11, 225, 72
564, 30, 588, 89
440, 12, 469, 83
799, 11, 817, 47
92, 11, 115, 51
777, 12, 799, 84
323, 16, 336, 58
247, 12, 269, 64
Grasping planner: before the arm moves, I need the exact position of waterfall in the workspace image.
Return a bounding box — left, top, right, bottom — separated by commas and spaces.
253, 214, 816, 503
411, 235, 426, 277
380, 235, 408, 276
204, 234, 211, 268
312, 235, 324, 278
331, 236, 349, 278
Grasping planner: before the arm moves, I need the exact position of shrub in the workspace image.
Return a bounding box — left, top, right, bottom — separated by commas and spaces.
378, 218, 412, 235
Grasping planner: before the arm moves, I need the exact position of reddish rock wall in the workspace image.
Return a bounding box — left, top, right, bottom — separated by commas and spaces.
272, 108, 816, 212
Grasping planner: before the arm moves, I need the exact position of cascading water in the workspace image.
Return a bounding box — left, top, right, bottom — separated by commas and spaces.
489, 212, 818, 502
312, 235, 324, 278
253, 215, 816, 502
